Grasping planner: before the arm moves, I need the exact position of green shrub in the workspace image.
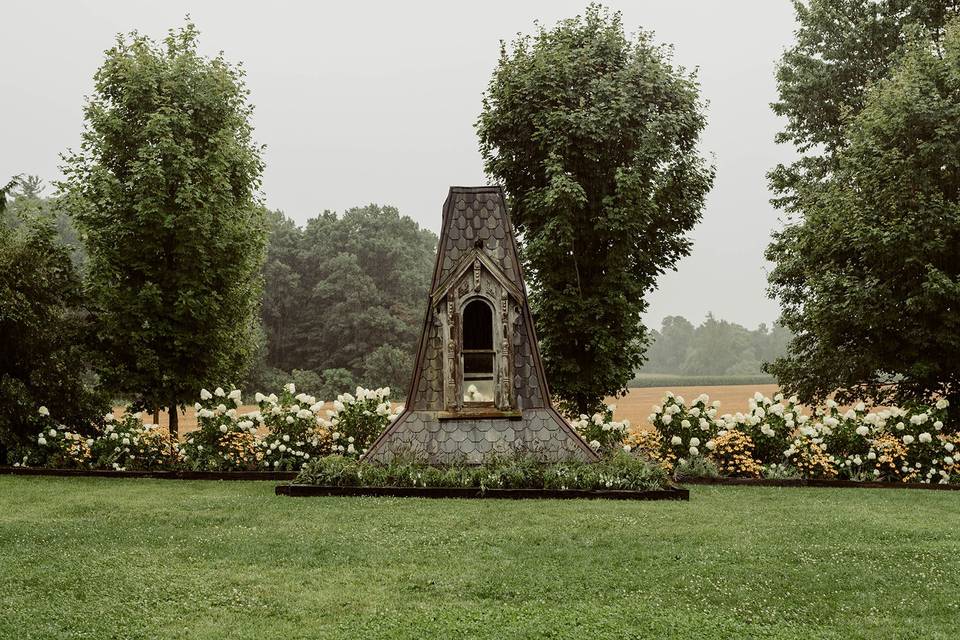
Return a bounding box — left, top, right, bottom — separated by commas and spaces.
295, 451, 669, 491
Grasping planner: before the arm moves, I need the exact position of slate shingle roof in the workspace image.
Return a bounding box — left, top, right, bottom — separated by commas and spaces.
364, 187, 597, 464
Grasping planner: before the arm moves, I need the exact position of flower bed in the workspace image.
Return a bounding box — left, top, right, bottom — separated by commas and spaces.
617, 391, 958, 485
10, 384, 402, 472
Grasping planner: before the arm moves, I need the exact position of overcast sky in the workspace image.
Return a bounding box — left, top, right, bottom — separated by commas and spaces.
3, 0, 798, 329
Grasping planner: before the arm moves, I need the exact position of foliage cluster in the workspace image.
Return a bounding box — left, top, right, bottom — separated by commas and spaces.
477, 4, 714, 415
767, 2, 960, 413
295, 450, 669, 492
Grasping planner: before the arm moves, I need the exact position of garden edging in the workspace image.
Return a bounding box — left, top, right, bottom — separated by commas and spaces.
678, 476, 960, 491
274, 484, 690, 500
0, 466, 297, 481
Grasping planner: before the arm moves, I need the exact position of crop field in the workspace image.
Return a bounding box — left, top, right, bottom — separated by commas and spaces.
607, 384, 781, 427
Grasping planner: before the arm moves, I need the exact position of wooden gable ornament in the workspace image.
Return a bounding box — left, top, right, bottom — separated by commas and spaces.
364, 186, 598, 464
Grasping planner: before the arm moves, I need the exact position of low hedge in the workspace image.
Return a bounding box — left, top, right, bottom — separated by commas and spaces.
293, 452, 671, 491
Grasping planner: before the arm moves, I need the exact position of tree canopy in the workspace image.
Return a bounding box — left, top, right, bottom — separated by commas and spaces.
477, 4, 715, 415
768, 5, 960, 410
258, 204, 435, 392
1, 184, 108, 457
60, 22, 266, 434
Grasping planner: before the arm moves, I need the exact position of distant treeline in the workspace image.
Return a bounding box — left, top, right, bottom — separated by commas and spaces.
640, 315, 791, 378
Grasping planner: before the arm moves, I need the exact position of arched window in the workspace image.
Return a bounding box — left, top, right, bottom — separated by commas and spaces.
462, 299, 495, 403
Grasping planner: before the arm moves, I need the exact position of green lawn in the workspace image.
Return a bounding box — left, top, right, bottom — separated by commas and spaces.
1, 478, 957, 639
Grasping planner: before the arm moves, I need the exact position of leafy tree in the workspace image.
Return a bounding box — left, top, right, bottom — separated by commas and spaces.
360, 344, 413, 394
60, 22, 266, 436
644, 316, 695, 373
477, 5, 714, 415
0, 187, 108, 460
767, 13, 960, 411
260, 205, 435, 377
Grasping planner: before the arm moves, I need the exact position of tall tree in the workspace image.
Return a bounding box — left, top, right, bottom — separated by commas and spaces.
768, 9, 960, 410
1, 185, 108, 459
477, 5, 714, 415
61, 22, 266, 436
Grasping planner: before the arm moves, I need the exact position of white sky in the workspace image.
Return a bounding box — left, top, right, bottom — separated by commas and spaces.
2, 0, 798, 329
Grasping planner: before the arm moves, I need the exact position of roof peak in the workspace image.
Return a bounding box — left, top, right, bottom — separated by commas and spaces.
448, 185, 501, 193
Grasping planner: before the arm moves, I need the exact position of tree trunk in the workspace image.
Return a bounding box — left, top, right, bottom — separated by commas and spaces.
169, 398, 179, 440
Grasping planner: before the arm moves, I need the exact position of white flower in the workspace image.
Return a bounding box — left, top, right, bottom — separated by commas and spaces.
198, 409, 214, 419
935, 399, 949, 410
214, 387, 225, 397
662, 413, 673, 425
37, 437, 47, 446
867, 451, 876, 460
285, 416, 294, 424
670, 436, 682, 446
705, 440, 716, 451
255, 392, 265, 403
347, 443, 356, 454
279, 444, 287, 452
297, 409, 312, 419
946, 443, 956, 453
282, 434, 290, 442
284, 383, 296, 394
680, 419, 691, 429
934, 421, 943, 430
689, 446, 699, 456
945, 456, 955, 466
38, 406, 49, 416
332, 432, 341, 440
348, 436, 355, 444
918, 432, 932, 444
200, 388, 212, 400
855, 426, 870, 437
902, 435, 915, 445
689, 437, 700, 447
219, 425, 228, 433
589, 439, 601, 450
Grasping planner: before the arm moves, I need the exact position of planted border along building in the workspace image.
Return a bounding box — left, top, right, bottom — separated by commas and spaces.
365, 186, 597, 464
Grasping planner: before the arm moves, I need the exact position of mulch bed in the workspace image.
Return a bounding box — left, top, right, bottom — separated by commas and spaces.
0, 467, 297, 481
678, 476, 960, 491
275, 484, 689, 500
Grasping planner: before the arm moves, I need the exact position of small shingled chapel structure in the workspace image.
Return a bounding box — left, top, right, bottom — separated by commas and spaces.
364, 186, 598, 464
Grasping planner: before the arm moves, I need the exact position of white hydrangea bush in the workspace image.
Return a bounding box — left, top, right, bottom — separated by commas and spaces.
649, 392, 721, 461
89, 412, 179, 471
571, 404, 630, 454
643, 391, 958, 484
320, 387, 402, 457
20, 406, 93, 468
255, 383, 332, 470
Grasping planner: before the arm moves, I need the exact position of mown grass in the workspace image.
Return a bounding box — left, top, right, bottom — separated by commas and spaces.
1, 477, 957, 639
